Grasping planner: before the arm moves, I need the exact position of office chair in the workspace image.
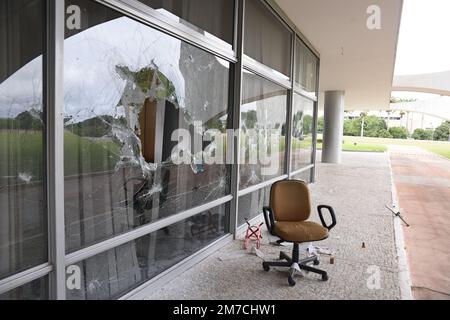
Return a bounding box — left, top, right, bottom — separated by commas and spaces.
262, 180, 336, 286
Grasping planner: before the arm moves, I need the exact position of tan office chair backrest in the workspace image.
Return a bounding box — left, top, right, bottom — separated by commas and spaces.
270, 180, 311, 222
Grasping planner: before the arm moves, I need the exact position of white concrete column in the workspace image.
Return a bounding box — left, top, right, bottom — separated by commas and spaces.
322, 91, 345, 164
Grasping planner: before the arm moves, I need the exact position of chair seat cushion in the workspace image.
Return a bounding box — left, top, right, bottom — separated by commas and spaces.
274, 221, 329, 243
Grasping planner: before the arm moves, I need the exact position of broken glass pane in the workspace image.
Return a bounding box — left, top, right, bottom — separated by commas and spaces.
66, 204, 229, 300
64, 1, 231, 253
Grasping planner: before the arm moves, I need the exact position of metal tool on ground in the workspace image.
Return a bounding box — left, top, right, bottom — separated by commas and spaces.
386, 205, 410, 227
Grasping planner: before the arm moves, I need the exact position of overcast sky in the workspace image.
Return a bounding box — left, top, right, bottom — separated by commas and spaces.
394, 0, 450, 76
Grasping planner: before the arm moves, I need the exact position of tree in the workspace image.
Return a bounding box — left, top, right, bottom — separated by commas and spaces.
389, 127, 408, 139
433, 121, 450, 141
343, 119, 361, 136
412, 128, 433, 141
363, 115, 387, 137
317, 117, 324, 133
377, 129, 392, 138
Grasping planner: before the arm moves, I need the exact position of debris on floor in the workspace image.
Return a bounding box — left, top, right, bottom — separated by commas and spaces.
314, 246, 333, 256
250, 246, 265, 260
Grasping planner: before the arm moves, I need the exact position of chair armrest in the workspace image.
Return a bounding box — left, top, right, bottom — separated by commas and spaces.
262, 206, 276, 236
317, 205, 337, 231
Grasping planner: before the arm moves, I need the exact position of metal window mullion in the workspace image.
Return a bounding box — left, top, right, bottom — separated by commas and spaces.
286, 34, 295, 179
229, 0, 245, 239
0, 263, 53, 295
242, 56, 291, 89
46, 0, 66, 300
311, 59, 321, 183
290, 165, 314, 179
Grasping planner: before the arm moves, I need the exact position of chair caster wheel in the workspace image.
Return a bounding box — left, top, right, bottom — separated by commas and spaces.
313, 259, 320, 266
288, 277, 296, 286
262, 262, 270, 272
322, 274, 329, 281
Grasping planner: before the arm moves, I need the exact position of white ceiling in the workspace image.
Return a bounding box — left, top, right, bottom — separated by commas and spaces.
275, 0, 403, 110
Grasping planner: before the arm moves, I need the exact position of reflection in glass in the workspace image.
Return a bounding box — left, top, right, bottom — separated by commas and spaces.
0, 276, 48, 300
137, 0, 234, 48
238, 186, 271, 227
291, 94, 314, 172
292, 168, 312, 184
295, 38, 318, 95
240, 72, 287, 190
0, 0, 47, 280
244, 0, 291, 76
66, 204, 229, 300
63, 1, 231, 253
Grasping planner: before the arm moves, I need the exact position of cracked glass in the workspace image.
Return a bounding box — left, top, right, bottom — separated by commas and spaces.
64, 0, 231, 253
66, 203, 229, 300
239, 71, 287, 190
0, 0, 47, 280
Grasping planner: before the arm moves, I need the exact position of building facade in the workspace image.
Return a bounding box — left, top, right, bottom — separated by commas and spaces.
0, 0, 319, 299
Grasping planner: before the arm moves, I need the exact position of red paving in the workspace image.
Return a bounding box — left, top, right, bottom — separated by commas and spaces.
389, 146, 450, 300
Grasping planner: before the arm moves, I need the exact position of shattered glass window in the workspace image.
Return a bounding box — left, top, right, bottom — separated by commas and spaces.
0, 0, 47, 280
64, 1, 231, 253
238, 186, 271, 227
291, 94, 314, 172
137, 0, 234, 48
239, 71, 287, 190
66, 203, 229, 300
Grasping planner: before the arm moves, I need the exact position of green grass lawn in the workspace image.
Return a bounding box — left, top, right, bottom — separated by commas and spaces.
1, 130, 120, 184
317, 135, 450, 159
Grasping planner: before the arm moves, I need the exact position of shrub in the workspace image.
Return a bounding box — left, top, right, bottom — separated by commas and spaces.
377, 129, 393, 138
433, 121, 450, 141
412, 128, 433, 141
389, 127, 408, 139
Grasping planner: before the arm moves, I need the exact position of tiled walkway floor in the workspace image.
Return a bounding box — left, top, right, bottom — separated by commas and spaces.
145, 152, 402, 300
389, 145, 450, 300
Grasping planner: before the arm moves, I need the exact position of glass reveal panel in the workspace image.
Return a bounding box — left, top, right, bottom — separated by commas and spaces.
240, 71, 287, 190
136, 0, 234, 48
291, 94, 314, 172
244, 0, 291, 76
0, 0, 47, 280
63, 1, 231, 253
238, 186, 271, 227
66, 204, 229, 300
295, 38, 318, 95
292, 168, 312, 184
0, 276, 48, 300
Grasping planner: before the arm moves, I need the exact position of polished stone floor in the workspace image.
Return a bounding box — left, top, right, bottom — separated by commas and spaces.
145, 152, 402, 300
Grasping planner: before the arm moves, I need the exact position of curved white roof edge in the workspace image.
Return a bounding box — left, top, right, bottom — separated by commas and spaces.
393, 70, 450, 96
389, 95, 450, 121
